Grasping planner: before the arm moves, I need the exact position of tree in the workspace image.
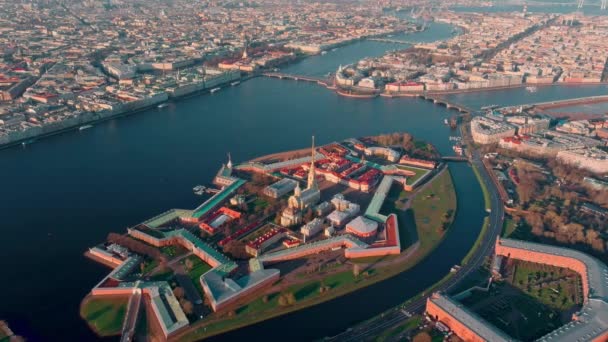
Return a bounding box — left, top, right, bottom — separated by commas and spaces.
184, 258, 194, 272
181, 300, 193, 315
286, 292, 296, 305
173, 287, 185, 299
278, 295, 288, 306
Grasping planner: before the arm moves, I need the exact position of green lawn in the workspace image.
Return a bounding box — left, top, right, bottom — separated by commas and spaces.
502, 217, 517, 237
80, 297, 128, 336
396, 165, 429, 186
183, 255, 213, 293
511, 260, 582, 311
410, 170, 457, 251
472, 164, 491, 211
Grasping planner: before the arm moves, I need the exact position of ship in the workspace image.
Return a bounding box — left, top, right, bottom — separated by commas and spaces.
231, 81, 240, 86
449, 116, 458, 129
157, 103, 169, 109
79, 124, 93, 131
210, 87, 221, 94
453, 144, 463, 156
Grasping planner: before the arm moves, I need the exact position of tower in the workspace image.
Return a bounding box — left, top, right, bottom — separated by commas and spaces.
307, 136, 317, 190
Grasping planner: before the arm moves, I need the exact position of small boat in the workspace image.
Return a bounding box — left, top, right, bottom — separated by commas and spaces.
157, 103, 169, 109
230, 81, 240, 86
444, 118, 449, 125
525, 86, 537, 93
210, 87, 221, 94
321, 51, 327, 55
453, 145, 463, 156
21, 139, 36, 147
79, 124, 93, 131
193, 185, 206, 195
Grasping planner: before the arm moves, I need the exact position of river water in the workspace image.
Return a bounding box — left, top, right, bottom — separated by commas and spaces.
0, 13, 604, 342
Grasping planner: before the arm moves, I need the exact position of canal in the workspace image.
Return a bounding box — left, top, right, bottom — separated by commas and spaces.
0, 13, 605, 342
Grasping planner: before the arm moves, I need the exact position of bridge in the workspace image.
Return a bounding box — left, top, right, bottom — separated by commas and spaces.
419, 94, 474, 114
441, 156, 468, 162
367, 38, 417, 45
528, 94, 608, 110
262, 72, 330, 86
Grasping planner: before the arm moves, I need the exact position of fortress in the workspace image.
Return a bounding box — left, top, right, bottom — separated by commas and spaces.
426, 238, 608, 342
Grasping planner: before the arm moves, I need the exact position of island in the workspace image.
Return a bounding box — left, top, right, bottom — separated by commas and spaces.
79, 133, 457, 341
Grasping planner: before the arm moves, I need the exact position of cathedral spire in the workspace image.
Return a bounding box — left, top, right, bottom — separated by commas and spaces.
307, 136, 317, 190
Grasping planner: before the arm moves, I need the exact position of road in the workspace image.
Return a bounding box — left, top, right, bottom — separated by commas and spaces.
326, 150, 505, 342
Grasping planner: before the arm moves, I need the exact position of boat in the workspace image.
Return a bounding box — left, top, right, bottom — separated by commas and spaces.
157, 103, 169, 109
21, 139, 36, 147
453, 145, 463, 156
230, 81, 240, 86
210, 87, 221, 94
443, 118, 449, 125
79, 124, 93, 131
193, 185, 206, 195
525, 86, 537, 93
331, 48, 338, 52
321, 51, 327, 55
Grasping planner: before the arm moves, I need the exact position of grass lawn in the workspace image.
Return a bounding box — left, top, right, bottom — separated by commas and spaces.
502, 217, 518, 237
80, 297, 128, 336
472, 164, 491, 211
396, 165, 429, 186
510, 260, 582, 311
183, 255, 213, 293
410, 170, 457, 251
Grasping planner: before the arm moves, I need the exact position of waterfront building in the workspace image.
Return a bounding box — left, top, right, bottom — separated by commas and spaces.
471, 116, 516, 145
364, 146, 400, 162
557, 148, 608, 174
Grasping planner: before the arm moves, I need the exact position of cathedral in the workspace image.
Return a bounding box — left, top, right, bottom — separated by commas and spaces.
280, 137, 321, 226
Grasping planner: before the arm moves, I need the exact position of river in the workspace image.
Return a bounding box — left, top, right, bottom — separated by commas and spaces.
0, 12, 604, 342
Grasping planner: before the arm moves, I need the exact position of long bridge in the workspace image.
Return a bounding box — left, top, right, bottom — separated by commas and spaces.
262, 72, 329, 86
419, 94, 474, 114
441, 156, 468, 162
525, 94, 608, 110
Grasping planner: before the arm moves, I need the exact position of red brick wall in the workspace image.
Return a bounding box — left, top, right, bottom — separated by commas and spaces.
426, 298, 486, 342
